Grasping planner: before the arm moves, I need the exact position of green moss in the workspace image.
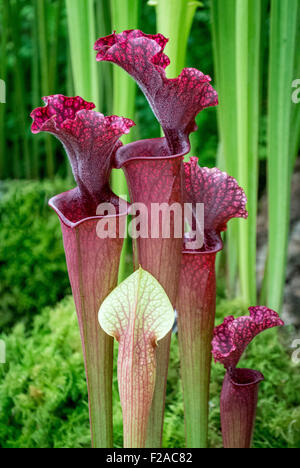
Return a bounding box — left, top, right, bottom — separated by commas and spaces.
0, 179, 72, 329
0, 296, 299, 448
0, 297, 88, 448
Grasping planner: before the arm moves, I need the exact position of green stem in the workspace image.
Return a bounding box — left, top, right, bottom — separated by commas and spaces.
150, 0, 200, 77
0, 0, 8, 178
31, 0, 40, 179
84, 323, 114, 448
211, 0, 239, 297
266, 0, 297, 312
235, 0, 261, 304
49, 0, 63, 92
212, 0, 261, 304
36, 0, 55, 178
95, 0, 113, 114
145, 332, 172, 447
7, 0, 31, 179
12, 101, 21, 179
66, 0, 100, 106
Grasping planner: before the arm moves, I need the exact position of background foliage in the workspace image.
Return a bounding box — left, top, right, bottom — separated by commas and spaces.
0, 180, 71, 329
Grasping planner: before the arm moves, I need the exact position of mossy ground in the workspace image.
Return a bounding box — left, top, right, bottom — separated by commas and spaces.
0, 296, 299, 448
0, 180, 72, 329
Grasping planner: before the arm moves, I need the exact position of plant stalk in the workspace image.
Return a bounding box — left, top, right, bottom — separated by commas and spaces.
116, 138, 186, 447
7, 0, 31, 178
221, 368, 264, 448
36, 0, 55, 178
235, 0, 261, 304
65, 0, 100, 106
31, 0, 40, 179
0, 0, 8, 178
211, 0, 239, 297
266, 0, 298, 312
177, 252, 216, 448
50, 191, 127, 447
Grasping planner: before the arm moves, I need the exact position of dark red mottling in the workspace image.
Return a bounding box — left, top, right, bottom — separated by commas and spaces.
212, 306, 284, 369
94, 30, 218, 154
30, 95, 135, 211
30, 95, 96, 133
183, 157, 248, 253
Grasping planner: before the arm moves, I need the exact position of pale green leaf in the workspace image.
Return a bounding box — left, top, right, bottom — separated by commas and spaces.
99, 267, 174, 344
98, 267, 174, 448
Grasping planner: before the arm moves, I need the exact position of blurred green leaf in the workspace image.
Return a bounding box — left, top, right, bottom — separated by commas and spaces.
266, 0, 298, 312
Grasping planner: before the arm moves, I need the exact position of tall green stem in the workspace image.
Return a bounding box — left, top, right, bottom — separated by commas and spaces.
37, 0, 55, 178
65, 0, 100, 107
0, 0, 8, 178
211, 0, 262, 304
211, 0, 239, 297
95, 0, 113, 114
266, 0, 297, 312
150, 0, 200, 78
235, 0, 261, 304
7, 0, 31, 179
49, 0, 63, 92
31, 0, 40, 179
